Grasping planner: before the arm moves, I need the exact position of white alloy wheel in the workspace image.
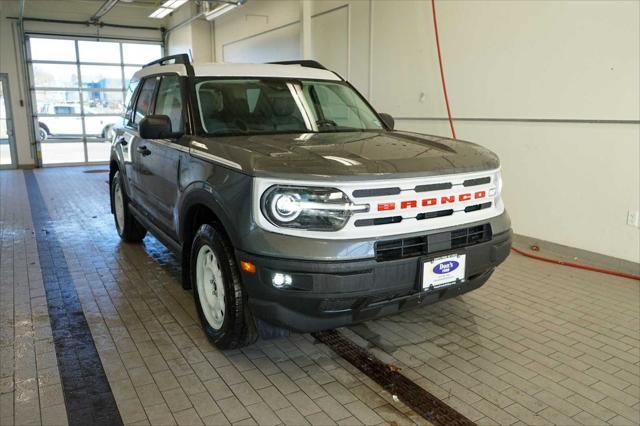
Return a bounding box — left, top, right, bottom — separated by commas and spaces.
196, 245, 226, 330
114, 181, 125, 233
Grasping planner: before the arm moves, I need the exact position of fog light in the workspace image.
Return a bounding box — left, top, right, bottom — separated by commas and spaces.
272, 272, 292, 288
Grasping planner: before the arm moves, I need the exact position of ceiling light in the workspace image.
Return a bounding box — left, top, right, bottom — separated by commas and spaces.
149, 0, 188, 19
149, 7, 172, 18
162, 0, 188, 8
205, 1, 246, 21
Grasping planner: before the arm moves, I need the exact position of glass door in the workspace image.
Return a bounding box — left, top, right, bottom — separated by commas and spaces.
0, 74, 18, 169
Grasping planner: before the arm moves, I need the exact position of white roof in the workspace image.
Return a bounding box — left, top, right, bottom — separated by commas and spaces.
132, 62, 341, 82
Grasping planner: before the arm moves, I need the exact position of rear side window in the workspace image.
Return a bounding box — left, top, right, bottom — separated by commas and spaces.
133, 77, 157, 124
154, 75, 184, 132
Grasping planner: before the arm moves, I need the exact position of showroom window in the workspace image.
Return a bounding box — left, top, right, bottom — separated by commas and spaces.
26, 36, 162, 165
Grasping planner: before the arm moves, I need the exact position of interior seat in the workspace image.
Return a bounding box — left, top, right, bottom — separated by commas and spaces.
272, 96, 305, 131
198, 90, 227, 133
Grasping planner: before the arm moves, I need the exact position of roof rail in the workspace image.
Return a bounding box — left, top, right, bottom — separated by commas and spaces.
143, 54, 191, 68
269, 60, 327, 70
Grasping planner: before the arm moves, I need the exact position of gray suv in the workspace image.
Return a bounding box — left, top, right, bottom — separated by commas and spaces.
109, 55, 512, 349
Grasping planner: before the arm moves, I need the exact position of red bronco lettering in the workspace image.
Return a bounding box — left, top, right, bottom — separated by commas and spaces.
377, 191, 487, 212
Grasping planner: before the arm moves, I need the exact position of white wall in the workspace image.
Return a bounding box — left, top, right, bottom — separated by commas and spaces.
0, 1, 33, 166
214, 0, 301, 63
382, 0, 640, 263
171, 0, 640, 263
167, 2, 214, 63
212, 0, 372, 96
0, 0, 164, 167
223, 22, 301, 63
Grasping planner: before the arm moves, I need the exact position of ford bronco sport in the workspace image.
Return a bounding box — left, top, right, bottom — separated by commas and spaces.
109, 55, 512, 349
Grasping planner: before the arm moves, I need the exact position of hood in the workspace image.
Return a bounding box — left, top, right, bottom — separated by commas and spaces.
189, 131, 499, 180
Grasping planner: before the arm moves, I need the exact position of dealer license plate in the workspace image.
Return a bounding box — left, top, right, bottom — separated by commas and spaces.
422, 254, 466, 290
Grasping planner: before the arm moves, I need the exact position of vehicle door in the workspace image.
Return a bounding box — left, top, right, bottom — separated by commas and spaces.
120, 76, 158, 209
136, 74, 187, 239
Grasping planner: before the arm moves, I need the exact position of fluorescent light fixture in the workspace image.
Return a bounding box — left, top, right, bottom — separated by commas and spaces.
162, 0, 188, 7
205, 3, 239, 21
149, 0, 188, 19
149, 7, 172, 18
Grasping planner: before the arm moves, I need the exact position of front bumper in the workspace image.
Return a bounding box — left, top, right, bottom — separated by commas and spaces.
238, 228, 512, 332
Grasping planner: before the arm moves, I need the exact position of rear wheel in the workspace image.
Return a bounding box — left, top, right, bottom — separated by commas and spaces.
191, 224, 256, 349
38, 123, 49, 141
111, 170, 147, 242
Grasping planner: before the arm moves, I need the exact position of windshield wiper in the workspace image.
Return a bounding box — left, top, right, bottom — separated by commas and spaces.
316, 119, 338, 127
317, 127, 365, 133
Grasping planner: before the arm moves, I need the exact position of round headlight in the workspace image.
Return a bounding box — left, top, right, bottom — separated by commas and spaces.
261, 185, 367, 231
270, 193, 302, 222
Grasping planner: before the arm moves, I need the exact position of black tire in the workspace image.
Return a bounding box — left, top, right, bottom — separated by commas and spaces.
191, 224, 256, 349
38, 122, 49, 141
110, 170, 147, 242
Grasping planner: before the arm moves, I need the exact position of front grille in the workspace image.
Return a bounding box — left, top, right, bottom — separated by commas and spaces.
352, 187, 401, 198
464, 202, 492, 213
374, 224, 492, 262
463, 177, 491, 187
416, 209, 454, 220
354, 216, 402, 227
414, 182, 452, 192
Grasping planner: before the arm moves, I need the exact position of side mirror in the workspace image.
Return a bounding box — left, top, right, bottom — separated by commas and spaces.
139, 115, 175, 139
379, 113, 395, 130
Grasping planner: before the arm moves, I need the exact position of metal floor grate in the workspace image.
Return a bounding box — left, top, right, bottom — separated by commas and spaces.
313, 330, 476, 426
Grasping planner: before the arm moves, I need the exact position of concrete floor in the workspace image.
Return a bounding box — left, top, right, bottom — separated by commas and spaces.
1, 166, 638, 426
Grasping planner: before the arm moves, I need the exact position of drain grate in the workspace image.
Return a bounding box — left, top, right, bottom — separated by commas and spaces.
83, 169, 110, 173
313, 330, 476, 426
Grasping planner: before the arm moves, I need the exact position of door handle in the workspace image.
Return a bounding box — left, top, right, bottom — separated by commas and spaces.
117, 138, 127, 146
137, 145, 151, 156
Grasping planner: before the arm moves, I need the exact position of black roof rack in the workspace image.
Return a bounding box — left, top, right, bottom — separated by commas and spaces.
143, 54, 191, 68
269, 60, 327, 70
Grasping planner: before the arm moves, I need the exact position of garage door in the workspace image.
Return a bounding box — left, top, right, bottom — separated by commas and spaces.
26, 35, 162, 165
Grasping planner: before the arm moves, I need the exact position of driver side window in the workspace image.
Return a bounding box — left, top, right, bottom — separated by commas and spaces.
133, 77, 157, 125
154, 75, 184, 133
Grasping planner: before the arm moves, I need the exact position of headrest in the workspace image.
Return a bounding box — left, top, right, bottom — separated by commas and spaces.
273, 96, 296, 117
199, 90, 223, 116
230, 98, 249, 115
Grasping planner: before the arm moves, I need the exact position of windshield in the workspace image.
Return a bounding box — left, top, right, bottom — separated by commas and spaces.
195, 79, 384, 135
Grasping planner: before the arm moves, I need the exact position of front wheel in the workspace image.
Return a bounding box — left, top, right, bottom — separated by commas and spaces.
191, 224, 256, 349
111, 170, 147, 242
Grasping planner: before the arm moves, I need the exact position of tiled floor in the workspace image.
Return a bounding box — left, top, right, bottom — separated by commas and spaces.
1, 166, 639, 426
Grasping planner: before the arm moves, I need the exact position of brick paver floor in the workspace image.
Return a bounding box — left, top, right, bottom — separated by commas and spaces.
1, 166, 638, 425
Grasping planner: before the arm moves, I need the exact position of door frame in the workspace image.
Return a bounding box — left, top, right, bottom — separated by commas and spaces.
0, 73, 19, 169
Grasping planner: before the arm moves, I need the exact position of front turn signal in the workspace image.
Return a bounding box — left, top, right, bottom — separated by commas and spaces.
240, 260, 256, 274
